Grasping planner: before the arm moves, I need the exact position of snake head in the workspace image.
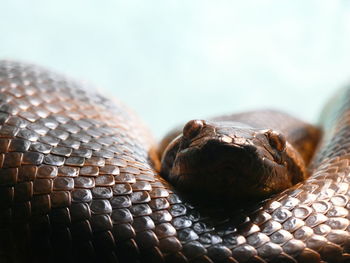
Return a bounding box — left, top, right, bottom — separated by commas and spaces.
160, 119, 306, 202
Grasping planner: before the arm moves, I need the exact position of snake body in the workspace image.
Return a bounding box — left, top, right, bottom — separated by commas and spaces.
1, 61, 350, 263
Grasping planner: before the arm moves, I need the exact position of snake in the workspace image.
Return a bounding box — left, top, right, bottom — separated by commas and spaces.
159, 110, 321, 202
0, 60, 350, 263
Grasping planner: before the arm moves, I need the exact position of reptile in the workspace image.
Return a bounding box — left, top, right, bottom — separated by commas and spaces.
1, 60, 350, 263
159, 111, 321, 202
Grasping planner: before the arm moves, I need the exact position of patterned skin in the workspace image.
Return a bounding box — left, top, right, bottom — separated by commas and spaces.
0, 61, 350, 263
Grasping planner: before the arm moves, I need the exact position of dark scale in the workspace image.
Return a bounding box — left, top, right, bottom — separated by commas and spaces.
1, 60, 350, 263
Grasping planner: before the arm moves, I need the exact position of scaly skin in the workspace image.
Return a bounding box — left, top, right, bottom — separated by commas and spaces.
0, 61, 350, 263
159, 112, 321, 201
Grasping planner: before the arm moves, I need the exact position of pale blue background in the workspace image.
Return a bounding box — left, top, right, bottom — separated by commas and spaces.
1, 1, 350, 138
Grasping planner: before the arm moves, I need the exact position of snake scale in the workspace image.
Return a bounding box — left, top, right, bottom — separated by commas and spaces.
159, 110, 321, 202
1, 61, 350, 263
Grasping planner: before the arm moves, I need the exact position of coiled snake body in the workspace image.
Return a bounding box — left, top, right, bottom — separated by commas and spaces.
0, 61, 350, 263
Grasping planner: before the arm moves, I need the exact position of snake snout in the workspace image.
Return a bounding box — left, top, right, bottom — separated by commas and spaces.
183, 119, 204, 140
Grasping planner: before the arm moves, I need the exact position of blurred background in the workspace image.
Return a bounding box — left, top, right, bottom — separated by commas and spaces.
1, 0, 350, 138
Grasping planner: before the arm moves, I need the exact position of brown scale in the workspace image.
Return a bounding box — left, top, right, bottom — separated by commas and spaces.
159, 111, 321, 201
1, 60, 350, 263
211, 110, 322, 165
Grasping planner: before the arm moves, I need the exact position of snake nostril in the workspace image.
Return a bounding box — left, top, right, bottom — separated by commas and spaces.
183, 120, 204, 139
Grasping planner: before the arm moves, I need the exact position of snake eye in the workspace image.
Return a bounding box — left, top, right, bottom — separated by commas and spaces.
266, 130, 286, 152
183, 120, 204, 139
